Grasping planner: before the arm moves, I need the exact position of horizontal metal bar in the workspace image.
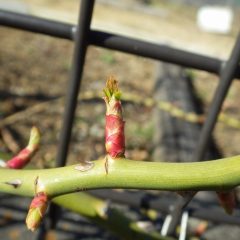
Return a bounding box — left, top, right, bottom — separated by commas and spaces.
89, 30, 221, 74
0, 9, 73, 39
1, 10, 240, 77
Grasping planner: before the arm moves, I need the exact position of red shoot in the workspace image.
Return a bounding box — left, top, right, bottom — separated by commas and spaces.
6, 126, 40, 169
26, 192, 48, 231
103, 76, 125, 158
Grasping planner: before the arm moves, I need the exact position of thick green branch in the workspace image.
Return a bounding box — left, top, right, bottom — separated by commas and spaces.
0, 156, 240, 197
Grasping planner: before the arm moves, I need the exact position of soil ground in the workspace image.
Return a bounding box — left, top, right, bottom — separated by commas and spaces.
0, 0, 240, 164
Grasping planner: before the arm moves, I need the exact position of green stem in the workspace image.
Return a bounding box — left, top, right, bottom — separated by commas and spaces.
0, 156, 240, 197
53, 192, 174, 240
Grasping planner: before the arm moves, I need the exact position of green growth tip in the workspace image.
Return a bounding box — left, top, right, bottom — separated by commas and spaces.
103, 76, 121, 101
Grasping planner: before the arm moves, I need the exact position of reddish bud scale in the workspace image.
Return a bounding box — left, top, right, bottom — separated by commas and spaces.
6, 148, 32, 169
105, 114, 125, 158
26, 192, 48, 231
30, 192, 48, 209
103, 77, 125, 159
217, 191, 236, 215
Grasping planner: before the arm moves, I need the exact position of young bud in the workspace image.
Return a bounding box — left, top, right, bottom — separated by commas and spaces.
26, 192, 48, 231
103, 76, 125, 158
6, 127, 40, 169
217, 190, 236, 215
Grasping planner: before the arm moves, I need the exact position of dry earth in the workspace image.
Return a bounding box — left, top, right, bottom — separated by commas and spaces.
0, 0, 239, 164
0, 1, 240, 240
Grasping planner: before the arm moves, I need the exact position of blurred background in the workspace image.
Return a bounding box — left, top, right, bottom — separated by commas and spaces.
0, 0, 239, 164
0, 0, 240, 239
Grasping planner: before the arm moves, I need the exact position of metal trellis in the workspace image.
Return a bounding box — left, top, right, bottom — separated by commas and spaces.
0, 0, 240, 239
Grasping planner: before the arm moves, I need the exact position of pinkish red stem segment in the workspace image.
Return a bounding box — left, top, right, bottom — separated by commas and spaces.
26, 192, 48, 231
6, 126, 40, 169
103, 76, 125, 158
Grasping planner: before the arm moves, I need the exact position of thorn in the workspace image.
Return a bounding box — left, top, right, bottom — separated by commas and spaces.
34, 176, 39, 186
177, 191, 197, 199
74, 161, 94, 172
104, 155, 109, 175
34, 176, 39, 195
4, 179, 22, 188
